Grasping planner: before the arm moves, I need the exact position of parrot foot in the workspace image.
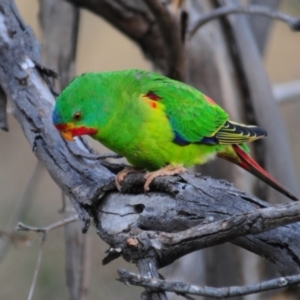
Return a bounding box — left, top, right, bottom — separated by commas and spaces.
144, 165, 186, 191
115, 167, 143, 191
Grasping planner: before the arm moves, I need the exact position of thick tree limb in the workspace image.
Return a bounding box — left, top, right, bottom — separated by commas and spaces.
65, 0, 169, 71
0, 0, 114, 229
143, 0, 185, 80
97, 174, 300, 275
65, 0, 186, 80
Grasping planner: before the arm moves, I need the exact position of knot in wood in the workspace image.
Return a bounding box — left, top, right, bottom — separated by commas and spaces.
127, 237, 139, 248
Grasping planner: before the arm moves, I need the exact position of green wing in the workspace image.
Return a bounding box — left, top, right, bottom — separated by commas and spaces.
139, 73, 229, 144
138, 71, 267, 145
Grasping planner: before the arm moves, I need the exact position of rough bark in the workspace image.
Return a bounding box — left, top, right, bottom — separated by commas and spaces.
39, 2, 89, 299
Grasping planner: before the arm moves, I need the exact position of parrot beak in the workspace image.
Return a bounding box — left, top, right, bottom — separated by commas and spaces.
61, 130, 74, 142
54, 123, 75, 141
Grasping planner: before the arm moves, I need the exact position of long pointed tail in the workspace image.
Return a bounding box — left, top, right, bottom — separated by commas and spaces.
218, 144, 298, 201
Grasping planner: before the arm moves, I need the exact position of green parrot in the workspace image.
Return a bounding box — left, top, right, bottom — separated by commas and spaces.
52, 69, 297, 200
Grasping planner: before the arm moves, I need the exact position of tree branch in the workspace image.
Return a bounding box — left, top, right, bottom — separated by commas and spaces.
66, 0, 169, 71
118, 268, 300, 298
189, 4, 300, 39
95, 174, 300, 277
16, 215, 78, 300
136, 258, 168, 300
143, 0, 185, 80
16, 215, 78, 233
0, 161, 43, 262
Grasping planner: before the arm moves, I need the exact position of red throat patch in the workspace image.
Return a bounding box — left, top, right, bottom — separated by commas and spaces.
70, 126, 98, 137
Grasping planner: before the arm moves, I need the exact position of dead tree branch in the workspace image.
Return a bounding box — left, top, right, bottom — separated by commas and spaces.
16, 215, 78, 300
0, 161, 43, 263
189, 4, 300, 38
16, 215, 78, 233
118, 269, 300, 299
65, 0, 168, 72
98, 174, 300, 276
143, 0, 185, 80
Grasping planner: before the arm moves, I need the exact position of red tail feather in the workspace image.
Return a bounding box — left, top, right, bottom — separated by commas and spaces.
221, 145, 298, 201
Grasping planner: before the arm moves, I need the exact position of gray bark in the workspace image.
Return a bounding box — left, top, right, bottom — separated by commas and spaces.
39, 1, 89, 299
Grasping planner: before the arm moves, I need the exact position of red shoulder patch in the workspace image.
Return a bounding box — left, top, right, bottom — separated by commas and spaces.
205, 96, 216, 105
145, 91, 162, 101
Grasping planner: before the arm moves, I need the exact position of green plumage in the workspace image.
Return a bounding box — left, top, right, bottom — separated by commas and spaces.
53, 69, 265, 170
53, 69, 299, 200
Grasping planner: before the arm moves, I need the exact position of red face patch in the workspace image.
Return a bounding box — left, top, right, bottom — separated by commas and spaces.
70, 126, 98, 137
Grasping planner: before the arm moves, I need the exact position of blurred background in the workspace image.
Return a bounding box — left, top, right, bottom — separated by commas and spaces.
0, 0, 299, 299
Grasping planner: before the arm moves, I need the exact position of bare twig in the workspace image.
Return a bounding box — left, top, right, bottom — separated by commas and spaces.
189, 5, 300, 38
27, 233, 46, 300
15, 215, 78, 300
0, 161, 43, 263
118, 268, 300, 298
16, 215, 79, 233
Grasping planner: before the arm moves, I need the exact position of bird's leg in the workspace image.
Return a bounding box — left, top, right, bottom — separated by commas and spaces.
144, 165, 186, 191
115, 166, 143, 191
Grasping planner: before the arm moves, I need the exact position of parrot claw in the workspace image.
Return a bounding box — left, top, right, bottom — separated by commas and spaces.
115, 167, 143, 191
144, 165, 186, 191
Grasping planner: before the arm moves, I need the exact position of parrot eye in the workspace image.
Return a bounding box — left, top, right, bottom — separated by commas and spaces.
73, 112, 82, 121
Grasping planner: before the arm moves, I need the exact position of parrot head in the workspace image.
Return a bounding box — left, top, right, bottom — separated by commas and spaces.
52, 73, 112, 141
